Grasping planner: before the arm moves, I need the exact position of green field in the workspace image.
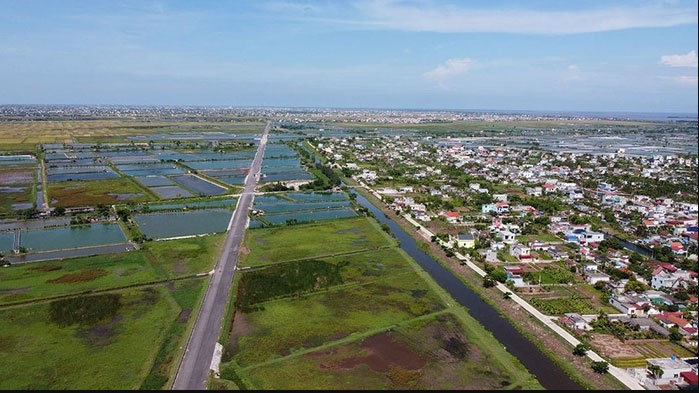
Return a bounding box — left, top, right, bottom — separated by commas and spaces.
0, 234, 224, 305
222, 214, 543, 390
241, 312, 538, 390
229, 272, 446, 368
0, 233, 222, 389
239, 217, 396, 266
48, 177, 153, 207
0, 287, 177, 390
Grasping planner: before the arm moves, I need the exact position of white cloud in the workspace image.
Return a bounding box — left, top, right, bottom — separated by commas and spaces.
424, 58, 473, 89
354, 0, 697, 35
677, 75, 698, 86
660, 50, 698, 68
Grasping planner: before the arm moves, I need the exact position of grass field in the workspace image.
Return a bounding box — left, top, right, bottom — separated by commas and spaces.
0, 232, 223, 390
0, 234, 224, 305
0, 287, 177, 390
228, 272, 446, 368
241, 312, 538, 390
48, 177, 153, 207
239, 217, 396, 266
222, 214, 544, 390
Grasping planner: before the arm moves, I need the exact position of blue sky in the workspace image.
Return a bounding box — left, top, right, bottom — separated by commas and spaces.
1, 0, 697, 113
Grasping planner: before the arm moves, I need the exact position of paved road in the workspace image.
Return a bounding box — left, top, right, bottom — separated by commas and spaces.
172, 121, 270, 390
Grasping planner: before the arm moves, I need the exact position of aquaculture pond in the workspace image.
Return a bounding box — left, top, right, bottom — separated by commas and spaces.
0, 232, 14, 253
19, 222, 128, 252
251, 192, 357, 227
133, 209, 231, 239
170, 174, 227, 196
143, 198, 237, 211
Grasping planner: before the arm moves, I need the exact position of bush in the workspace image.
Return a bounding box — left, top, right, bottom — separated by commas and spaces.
591, 361, 609, 374
572, 343, 588, 356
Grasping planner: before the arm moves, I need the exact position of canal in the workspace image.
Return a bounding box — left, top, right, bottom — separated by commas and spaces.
351, 189, 583, 390
602, 231, 653, 257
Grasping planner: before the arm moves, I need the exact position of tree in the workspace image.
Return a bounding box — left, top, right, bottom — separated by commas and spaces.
503, 291, 512, 300
572, 343, 588, 357
483, 275, 496, 288
668, 326, 683, 343
624, 278, 649, 293
591, 361, 609, 374
50, 206, 66, 216
648, 364, 664, 380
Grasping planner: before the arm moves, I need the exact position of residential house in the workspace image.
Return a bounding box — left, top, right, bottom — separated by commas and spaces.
566, 229, 605, 244
651, 267, 698, 291
492, 193, 508, 202
510, 243, 532, 261
440, 210, 461, 224
504, 265, 526, 287
450, 232, 475, 249
609, 293, 652, 316
559, 313, 592, 332
586, 272, 611, 286
645, 358, 695, 387
496, 230, 516, 244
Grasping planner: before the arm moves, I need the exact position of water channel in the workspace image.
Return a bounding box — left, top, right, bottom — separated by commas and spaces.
351, 189, 583, 390
602, 231, 653, 257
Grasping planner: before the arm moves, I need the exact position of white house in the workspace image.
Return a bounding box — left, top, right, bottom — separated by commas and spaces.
510, 243, 532, 260
497, 230, 516, 244
608, 293, 650, 316
586, 272, 611, 286
645, 358, 695, 386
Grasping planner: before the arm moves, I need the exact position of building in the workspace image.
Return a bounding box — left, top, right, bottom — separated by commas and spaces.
559, 313, 593, 332
609, 293, 651, 316
510, 243, 532, 261
645, 357, 695, 387
496, 230, 516, 244
450, 232, 475, 249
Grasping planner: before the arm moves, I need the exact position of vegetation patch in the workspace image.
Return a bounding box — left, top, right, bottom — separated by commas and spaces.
48, 293, 121, 327
239, 312, 537, 390
240, 217, 394, 266
527, 296, 600, 316
46, 268, 108, 284
0, 287, 177, 390
29, 264, 62, 272
140, 279, 206, 390
226, 271, 445, 368
236, 259, 344, 310
48, 177, 152, 207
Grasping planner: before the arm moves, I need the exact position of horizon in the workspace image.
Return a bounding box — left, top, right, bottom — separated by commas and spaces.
2, 0, 697, 113
2, 103, 697, 118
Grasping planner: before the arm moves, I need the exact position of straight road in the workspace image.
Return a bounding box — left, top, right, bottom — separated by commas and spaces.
172, 121, 271, 390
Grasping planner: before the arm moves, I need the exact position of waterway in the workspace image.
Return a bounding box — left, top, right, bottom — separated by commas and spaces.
602, 231, 653, 257
351, 189, 583, 390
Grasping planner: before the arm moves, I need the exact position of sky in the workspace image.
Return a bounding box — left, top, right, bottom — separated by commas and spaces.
1, 0, 697, 113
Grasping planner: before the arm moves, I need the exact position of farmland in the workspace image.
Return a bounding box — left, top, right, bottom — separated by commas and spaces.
221, 213, 543, 390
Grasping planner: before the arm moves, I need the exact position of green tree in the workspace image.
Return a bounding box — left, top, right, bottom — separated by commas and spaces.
668, 326, 683, 343
572, 343, 588, 357
483, 275, 496, 288
591, 361, 609, 374
648, 364, 664, 380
